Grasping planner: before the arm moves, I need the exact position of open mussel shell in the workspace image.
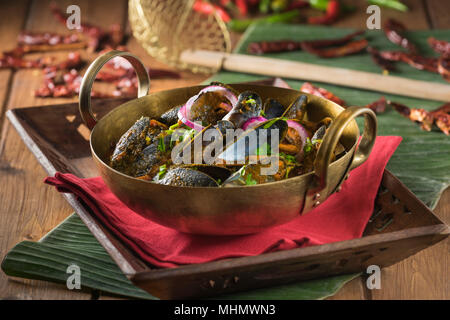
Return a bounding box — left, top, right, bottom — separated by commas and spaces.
282, 94, 308, 120
263, 98, 285, 119
222, 91, 263, 128
159, 105, 182, 126
158, 167, 219, 187
215, 118, 288, 164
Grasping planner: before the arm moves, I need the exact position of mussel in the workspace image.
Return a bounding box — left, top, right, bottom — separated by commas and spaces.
159, 105, 182, 126
158, 167, 219, 187
110, 117, 167, 176
222, 91, 263, 128
263, 98, 285, 119
282, 94, 308, 120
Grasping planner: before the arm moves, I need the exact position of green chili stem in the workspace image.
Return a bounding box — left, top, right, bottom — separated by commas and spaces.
368, 0, 408, 12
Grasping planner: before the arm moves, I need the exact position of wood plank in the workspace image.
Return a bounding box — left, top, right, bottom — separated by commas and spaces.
0, 1, 30, 139
327, 277, 367, 300
425, 0, 450, 29
369, 187, 449, 300
0, 0, 128, 300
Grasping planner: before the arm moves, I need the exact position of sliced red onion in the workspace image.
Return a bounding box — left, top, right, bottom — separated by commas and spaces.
177, 104, 205, 131
287, 120, 309, 151
242, 116, 267, 131
178, 86, 236, 131
199, 85, 238, 107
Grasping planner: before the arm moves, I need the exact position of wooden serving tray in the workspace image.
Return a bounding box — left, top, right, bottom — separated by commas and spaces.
6, 99, 449, 299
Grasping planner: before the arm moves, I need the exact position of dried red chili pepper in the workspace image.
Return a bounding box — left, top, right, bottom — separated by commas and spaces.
379, 51, 438, 73
308, 0, 340, 25
427, 37, 450, 58
301, 30, 364, 48
301, 39, 368, 58
247, 31, 366, 55
389, 101, 449, 135
0, 50, 54, 69
384, 19, 417, 53
50, 4, 125, 52
437, 56, 450, 82
192, 0, 231, 22
300, 82, 346, 106
365, 96, 387, 114
17, 31, 82, 46
95, 55, 180, 81
247, 40, 302, 54
400, 54, 438, 73
390, 101, 434, 132
367, 47, 396, 72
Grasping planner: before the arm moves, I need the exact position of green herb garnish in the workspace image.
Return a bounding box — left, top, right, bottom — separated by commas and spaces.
157, 137, 166, 152
157, 164, 167, 180
245, 173, 258, 186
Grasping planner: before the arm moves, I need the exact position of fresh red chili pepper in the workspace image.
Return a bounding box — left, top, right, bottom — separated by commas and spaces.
193, 0, 231, 23
383, 19, 417, 53
301, 39, 368, 58
300, 82, 346, 106
235, 0, 248, 16
308, 0, 340, 25
428, 37, 450, 58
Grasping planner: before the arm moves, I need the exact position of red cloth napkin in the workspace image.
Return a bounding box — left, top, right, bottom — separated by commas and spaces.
45, 136, 402, 268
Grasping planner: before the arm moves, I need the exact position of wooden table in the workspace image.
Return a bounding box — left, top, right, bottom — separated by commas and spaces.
0, 0, 448, 300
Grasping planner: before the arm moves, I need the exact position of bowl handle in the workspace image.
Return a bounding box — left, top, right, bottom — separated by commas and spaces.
303, 106, 377, 212
79, 50, 150, 130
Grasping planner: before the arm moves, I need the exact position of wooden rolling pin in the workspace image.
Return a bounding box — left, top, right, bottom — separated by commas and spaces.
180, 50, 450, 102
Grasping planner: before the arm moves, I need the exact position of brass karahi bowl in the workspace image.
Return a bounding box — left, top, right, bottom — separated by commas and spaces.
79, 50, 377, 235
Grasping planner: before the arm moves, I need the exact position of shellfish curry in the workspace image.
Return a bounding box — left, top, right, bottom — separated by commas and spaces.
109, 82, 346, 187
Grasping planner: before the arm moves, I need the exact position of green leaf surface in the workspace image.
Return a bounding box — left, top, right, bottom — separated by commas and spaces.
1, 214, 358, 300
207, 24, 450, 209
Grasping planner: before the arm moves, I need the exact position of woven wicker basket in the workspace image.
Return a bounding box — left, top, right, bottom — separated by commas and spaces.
128, 0, 231, 73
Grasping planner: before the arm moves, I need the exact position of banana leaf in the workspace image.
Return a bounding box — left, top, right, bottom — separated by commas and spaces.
2, 214, 359, 300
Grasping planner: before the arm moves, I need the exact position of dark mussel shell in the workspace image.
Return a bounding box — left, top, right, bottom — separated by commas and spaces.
110, 117, 156, 175
222, 91, 263, 128
312, 124, 327, 141
189, 91, 231, 126
263, 98, 285, 119
282, 94, 308, 120
158, 167, 219, 187
159, 105, 182, 126
216, 118, 288, 164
